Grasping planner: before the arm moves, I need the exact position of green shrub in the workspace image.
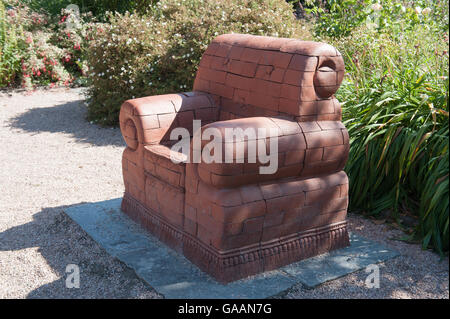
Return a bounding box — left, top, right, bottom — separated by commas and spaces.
85, 0, 309, 125
328, 4, 449, 253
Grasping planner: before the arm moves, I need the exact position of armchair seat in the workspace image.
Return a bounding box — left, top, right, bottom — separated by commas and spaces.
120, 34, 350, 283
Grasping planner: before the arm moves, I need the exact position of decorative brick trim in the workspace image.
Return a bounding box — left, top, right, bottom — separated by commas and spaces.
121, 192, 350, 283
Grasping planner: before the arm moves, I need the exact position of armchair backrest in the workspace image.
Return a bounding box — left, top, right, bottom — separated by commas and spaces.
193, 34, 345, 122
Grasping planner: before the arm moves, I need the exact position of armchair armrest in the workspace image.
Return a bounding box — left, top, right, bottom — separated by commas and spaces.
191, 116, 307, 188
119, 92, 217, 151
191, 116, 349, 189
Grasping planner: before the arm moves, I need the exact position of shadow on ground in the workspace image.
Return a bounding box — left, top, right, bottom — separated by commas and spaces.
0, 203, 161, 298
8, 99, 125, 147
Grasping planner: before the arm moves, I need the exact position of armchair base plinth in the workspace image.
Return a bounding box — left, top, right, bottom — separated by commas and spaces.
121, 191, 350, 284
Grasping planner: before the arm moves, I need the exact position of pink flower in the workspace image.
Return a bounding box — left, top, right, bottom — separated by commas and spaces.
25, 36, 33, 44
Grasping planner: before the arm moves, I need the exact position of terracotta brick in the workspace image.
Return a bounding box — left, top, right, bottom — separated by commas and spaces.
197, 182, 242, 207
239, 184, 264, 203
341, 128, 350, 145
259, 183, 283, 199
304, 130, 343, 148
215, 43, 232, 57
197, 224, 212, 246
225, 73, 252, 89
285, 150, 305, 165
316, 113, 340, 121
157, 113, 176, 128
281, 84, 300, 100
210, 56, 229, 71
243, 216, 265, 233
316, 99, 335, 115
277, 133, 307, 151
246, 93, 279, 111
228, 59, 258, 77
209, 82, 234, 99
259, 51, 293, 68
301, 160, 342, 178
266, 193, 305, 214
229, 46, 245, 60
288, 55, 318, 71
284, 70, 315, 86
197, 211, 224, 233
261, 222, 299, 241
305, 185, 341, 206
340, 183, 348, 197
211, 200, 267, 224
323, 144, 347, 161
255, 65, 285, 83
320, 196, 348, 214
251, 79, 282, 97
241, 48, 262, 63
305, 148, 324, 162
278, 98, 299, 115
184, 217, 197, 236
263, 211, 285, 228
155, 165, 181, 187
269, 117, 301, 135
176, 110, 195, 132
199, 54, 214, 68
193, 78, 210, 92
197, 166, 212, 185
233, 89, 250, 104
197, 66, 227, 84
224, 222, 243, 236
195, 107, 219, 122
204, 42, 220, 56
317, 121, 345, 130
217, 232, 262, 250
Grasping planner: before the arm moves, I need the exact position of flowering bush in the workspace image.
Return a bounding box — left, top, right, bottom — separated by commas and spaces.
85, 0, 309, 125
0, 0, 93, 89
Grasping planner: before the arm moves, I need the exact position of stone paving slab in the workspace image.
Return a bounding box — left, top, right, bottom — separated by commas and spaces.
65, 198, 399, 298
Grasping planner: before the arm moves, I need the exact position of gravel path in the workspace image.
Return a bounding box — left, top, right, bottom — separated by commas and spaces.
0, 88, 448, 299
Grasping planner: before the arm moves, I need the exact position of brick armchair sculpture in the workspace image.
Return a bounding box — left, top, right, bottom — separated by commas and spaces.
119, 34, 350, 283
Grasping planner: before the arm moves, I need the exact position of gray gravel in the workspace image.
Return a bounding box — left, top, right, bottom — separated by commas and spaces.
0, 88, 448, 299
